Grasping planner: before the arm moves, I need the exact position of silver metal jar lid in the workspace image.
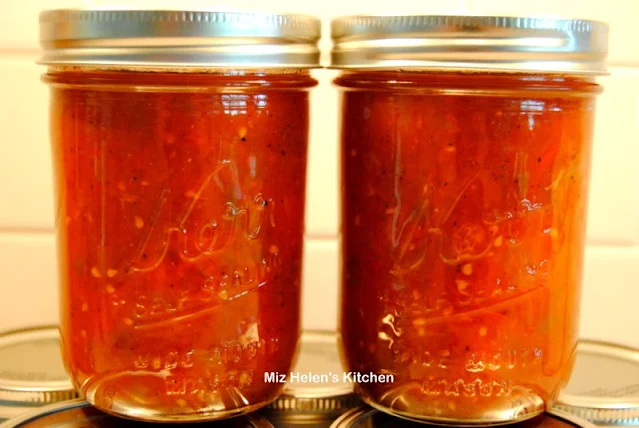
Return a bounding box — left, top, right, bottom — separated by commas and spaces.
0, 326, 77, 421
39, 10, 321, 68
330, 406, 597, 427
330, 15, 608, 75
0, 399, 274, 427
554, 340, 639, 425
263, 331, 360, 426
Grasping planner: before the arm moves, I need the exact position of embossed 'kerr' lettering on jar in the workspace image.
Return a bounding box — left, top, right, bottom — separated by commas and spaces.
39, 9, 319, 423
332, 15, 608, 425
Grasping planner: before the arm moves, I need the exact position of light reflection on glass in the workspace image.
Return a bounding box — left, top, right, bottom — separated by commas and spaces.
222, 94, 248, 115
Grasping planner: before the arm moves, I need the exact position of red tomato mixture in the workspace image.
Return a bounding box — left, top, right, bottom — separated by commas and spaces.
337, 71, 599, 423
47, 69, 315, 420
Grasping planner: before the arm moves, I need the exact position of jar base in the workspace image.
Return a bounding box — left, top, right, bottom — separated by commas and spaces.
90, 401, 273, 423
82, 375, 277, 423
359, 389, 546, 426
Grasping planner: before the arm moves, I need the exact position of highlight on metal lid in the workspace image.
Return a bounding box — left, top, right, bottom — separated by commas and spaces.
39, 9, 321, 68
330, 15, 608, 75
0, 326, 77, 421
330, 406, 597, 427
264, 331, 360, 425
0, 399, 274, 427
553, 339, 639, 426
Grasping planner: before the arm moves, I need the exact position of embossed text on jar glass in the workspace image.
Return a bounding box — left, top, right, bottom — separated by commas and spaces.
332, 15, 608, 426
40, 10, 320, 423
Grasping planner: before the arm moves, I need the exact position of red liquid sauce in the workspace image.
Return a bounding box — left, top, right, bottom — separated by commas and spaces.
337, 71, 600, 424
46, 69, 316, 421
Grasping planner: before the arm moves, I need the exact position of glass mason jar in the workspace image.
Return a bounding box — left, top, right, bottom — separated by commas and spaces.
39, 10, 320, 422
332, 16, 608, 425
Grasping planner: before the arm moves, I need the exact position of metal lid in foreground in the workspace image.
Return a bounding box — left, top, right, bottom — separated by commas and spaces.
554, 339, 639, 425
330, 15, 608, 75
39, 9, 321, 68
263, 331, 360, 426
0, 399, 274, 427
330, 406, 596, 427
0, 326, 77, 421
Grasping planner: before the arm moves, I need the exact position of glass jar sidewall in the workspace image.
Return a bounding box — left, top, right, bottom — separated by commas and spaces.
48, 65, 311, 421
336, 69, 597, 424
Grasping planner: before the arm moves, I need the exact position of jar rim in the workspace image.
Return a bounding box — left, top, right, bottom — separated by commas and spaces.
330, 15, 608, 75
38, 9, 321, 69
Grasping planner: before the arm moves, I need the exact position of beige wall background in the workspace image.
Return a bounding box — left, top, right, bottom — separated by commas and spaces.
0, 0, 637, 346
